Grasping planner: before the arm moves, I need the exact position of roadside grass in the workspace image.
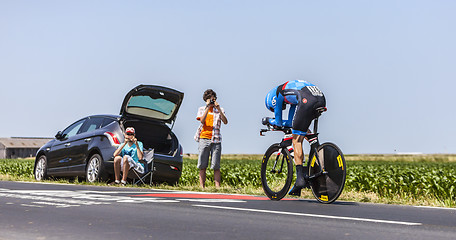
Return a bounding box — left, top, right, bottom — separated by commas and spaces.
1, 155, 455, 208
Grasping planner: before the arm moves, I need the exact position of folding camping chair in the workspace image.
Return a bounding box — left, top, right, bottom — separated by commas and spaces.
131, 149, 155, 185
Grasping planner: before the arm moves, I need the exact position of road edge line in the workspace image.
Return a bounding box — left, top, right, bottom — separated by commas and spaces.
193, 204, 422, 226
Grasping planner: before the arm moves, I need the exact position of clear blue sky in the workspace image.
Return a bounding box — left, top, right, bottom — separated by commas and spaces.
1, 1, 455, 154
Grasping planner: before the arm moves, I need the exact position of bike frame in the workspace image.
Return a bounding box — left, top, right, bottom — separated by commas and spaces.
305, 117, 327, 182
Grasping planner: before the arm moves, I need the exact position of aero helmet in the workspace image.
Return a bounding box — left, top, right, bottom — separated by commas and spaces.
265, 86, 278, 112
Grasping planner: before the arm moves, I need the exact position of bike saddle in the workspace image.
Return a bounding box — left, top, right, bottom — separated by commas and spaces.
313, 107, 327, 118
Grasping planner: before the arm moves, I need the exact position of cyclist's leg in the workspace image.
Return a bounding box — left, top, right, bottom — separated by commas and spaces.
288, 134, 306, 195
291, 90, 317, 187
291, 134, 308, 187
290, 87, 328, 194
292, 135, 305, 165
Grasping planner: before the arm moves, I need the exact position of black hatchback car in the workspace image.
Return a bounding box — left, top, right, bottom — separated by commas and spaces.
34, 85, 184, 185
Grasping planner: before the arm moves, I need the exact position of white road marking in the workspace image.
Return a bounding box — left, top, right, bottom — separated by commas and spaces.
414, 206, 456, 211
32, 201, 79, 208
193, 205, 423, 226
20, 204, 43, 208
0, 192, 109, 206
115, 198, 179, 203
0, 189, 179, 207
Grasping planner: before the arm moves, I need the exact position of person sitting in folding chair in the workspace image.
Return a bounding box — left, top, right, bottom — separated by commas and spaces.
110, 127, 144, 186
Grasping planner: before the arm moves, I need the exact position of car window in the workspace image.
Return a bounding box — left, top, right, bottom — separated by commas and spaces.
61, 119, 86, 139
79, 117, 105, 134
102, 118, 115, 127
126, 95, 177, 120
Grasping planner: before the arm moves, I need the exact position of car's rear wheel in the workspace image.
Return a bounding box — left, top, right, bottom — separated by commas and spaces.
86, 154, 107, 183
34, 155, 48, 181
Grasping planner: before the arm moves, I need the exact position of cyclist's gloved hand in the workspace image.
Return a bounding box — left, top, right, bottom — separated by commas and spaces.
282, 120, 292, 128
268, 118, 283, 127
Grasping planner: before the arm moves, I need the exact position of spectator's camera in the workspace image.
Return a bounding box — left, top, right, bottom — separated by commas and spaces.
210, 99, 215, 104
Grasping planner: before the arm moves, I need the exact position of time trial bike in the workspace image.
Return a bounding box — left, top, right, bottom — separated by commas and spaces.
260, 107, 346, 204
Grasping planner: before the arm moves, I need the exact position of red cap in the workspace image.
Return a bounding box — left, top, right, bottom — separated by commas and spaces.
126, 127, 135, 134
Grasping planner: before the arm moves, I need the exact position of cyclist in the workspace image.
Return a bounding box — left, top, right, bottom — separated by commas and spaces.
264, 80, 326, 194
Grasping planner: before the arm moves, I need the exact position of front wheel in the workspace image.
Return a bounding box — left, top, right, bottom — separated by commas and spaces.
308, 142, 346, 204
86, 154, 107, 183
34, 155, 48, 181
261, 144, 294, 200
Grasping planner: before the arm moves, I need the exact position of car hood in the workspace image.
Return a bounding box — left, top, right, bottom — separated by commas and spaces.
120, 85, 184, 124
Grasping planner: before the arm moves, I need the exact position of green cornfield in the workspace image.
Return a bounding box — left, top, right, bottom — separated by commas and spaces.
1, 156, 456, 206
180, 158, 263, 187
0, 159, 34, 179
345, 161, 456, 203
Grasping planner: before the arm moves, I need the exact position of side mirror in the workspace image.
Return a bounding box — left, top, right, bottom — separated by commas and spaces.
55, 131, 63, 140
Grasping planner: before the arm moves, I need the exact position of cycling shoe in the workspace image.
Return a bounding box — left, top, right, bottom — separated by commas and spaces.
288, 184, 302, 196
295, 165, 305, 188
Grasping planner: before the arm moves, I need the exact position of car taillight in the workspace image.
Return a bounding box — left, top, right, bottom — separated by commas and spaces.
104, 132, 120, 146
170, 165, 179, 171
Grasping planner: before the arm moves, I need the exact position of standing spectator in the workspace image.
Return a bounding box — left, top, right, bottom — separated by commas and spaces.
194, 89, 228, 189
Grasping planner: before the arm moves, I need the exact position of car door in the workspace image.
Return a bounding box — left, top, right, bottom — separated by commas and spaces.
66, 116, 106, 173
47, 118, 86, 173
120, 85, 184, 126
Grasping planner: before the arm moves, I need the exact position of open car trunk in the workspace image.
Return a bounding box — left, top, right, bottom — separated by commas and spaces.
122, 119, 178, 156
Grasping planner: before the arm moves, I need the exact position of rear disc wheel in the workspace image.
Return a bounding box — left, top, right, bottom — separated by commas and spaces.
309, 142, 346, 204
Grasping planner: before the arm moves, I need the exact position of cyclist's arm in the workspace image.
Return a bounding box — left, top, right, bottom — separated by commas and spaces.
282, 105, 296, 127
271, 94, 285, 126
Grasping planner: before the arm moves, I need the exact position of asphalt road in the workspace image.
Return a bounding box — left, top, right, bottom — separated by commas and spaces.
1, 181, 455, 240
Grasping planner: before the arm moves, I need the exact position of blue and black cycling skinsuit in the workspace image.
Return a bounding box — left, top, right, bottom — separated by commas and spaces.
265, 80, 326, 136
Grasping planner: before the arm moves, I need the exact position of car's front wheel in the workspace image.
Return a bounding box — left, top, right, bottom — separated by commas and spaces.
86, 154, 107, 183
34, 155, 48, 181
